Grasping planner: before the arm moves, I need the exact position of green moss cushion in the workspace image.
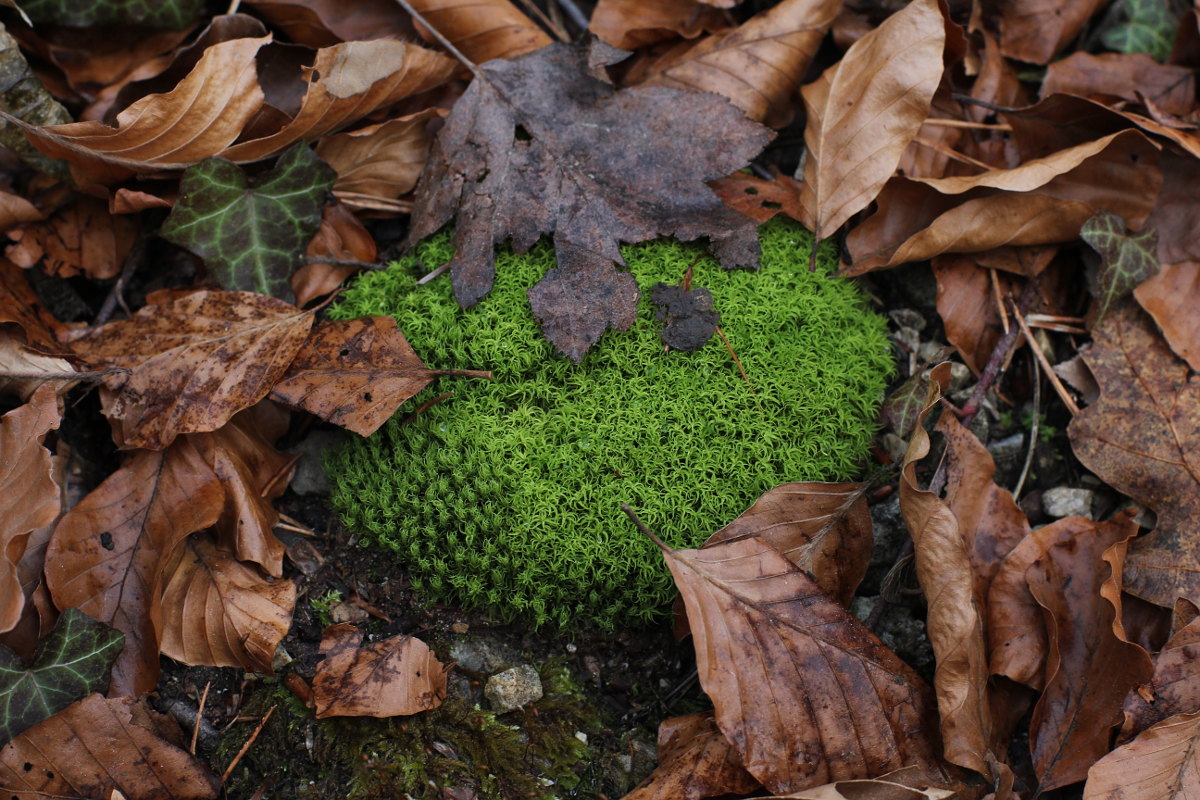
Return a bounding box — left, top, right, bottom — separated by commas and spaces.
326, 219, 892, 629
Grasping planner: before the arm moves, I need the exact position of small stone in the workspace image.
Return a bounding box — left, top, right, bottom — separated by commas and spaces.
987, 432, 1025, 463
574, 731, 588, 745
271, 645, 293, 672
617, 754, 633, 773
285, 430, 345, 495
1042, 487, 1096, 519
449, 636, 520, 674
329, 601, 368, 624
947, 362, 971, 394
889, 308, 926, 331
484, 664, 543, 713
565, 643, 577, 653
880, 432, 908, 465
450, 622, 470, 634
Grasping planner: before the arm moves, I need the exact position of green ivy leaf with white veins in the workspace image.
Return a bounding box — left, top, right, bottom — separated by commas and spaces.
1080, 210, 1160, 326
0, 608, 124, 747
161, 143, 336, 302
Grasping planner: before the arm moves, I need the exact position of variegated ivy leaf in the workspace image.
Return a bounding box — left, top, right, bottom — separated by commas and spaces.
1101, 0, 1183, 62
18, 0, 202, 28
1081, 210, 1160, 326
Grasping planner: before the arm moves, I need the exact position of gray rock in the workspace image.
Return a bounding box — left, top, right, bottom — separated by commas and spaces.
1042, 487, 1096, 519
863, 494, 907, 596
889, 308, 926, 332
987, 432, 1026, 464
947, 362, 972, 394
484, 664, 543, 713
448, 636, 521, 675
286, 430, 346, 496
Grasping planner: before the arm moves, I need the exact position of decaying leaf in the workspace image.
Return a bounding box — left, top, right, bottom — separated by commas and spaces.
709, 171, 807, 224
898, 363, 994, 775
0, 385, 60, 635
158, 534, 295, 674
160, 144, 336, 301
799, 0, 945, 240
68, 289, 313, 451
312, 623, 449, 718
241, 0, 413, 46
624, 711, 761, 800
1084, 711, 1200, 800
1135, 262, 1200, 372
0, 694, 219, 800
5, 196, 139, 281
271, 316, 490, 436
314, 111, 441, 208
701, 482, 872, 608
932, 257, 1017, 375
995, 0, 1108, 64
1121, 613, 1200, 739
1080, 210, 1159, 326
658, 531, 942, 793
1068, 300, 1200, 607
1027, 511, 1154, 792
1042, 52, 1194, 117
0, 608, 123, 747
649, 282, 720, 351
407, 39, 771, 361
45, 440, 225, 696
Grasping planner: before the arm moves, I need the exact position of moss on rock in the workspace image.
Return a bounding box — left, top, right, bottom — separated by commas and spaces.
326, 219, 892, 629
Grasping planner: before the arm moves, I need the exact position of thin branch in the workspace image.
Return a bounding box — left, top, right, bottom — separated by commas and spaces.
221, 707, 276, 785
392, 0, 480, 75
1012, 303, 1080, 415
921, 118, 1013, 131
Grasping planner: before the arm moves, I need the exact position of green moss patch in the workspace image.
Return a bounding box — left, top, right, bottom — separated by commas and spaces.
326, 219, 892, 629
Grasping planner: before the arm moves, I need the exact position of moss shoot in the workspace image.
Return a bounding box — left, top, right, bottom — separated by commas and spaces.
326, 219, 892, 629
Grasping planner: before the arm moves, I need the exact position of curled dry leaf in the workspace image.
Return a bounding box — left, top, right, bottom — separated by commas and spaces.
624, 711, 760, 800
271, 315, 490, 437
1027, 512, 1153, 792
589, 0, 733, 50
0, 187, 42, 231
995, 0, 1107, 64
314, 110, 442, 208
659, 532, 943, 793
1068, 300, 1200, 608
898, 362, 993, 775
0, 694, 219, 800
407, 0, 552, 63
0, 385, 60, 635
312, 623, 449, 718
293, 202, 378, 306
1042, 52, 1195, 117
242, 0, 413, 47
932, 256, 1019, 375
1121, 611, 1200, 739
799, 0, 944, 240
1085, 711, 1200, 800
69, 289, 313, 451
5, 195, 139, 280
631, 0, 839, 128
0, 331, 77, 401
158, 534, 295, 674
45, 440, 225, 696
1135, 262, 1200, 372
701, 481, 872, 608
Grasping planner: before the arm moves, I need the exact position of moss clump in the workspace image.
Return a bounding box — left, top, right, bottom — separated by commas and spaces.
327, 219, 892, 629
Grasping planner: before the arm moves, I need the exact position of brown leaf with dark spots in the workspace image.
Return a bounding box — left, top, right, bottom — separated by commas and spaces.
630, 0, 838, 128
590, 0, 733, 50
1067, 300, 1200, 608
407, 39, 770, 360
709, 171, 807, 224
158, 533, 296, 674
624, 711, 760, 800
1121, 614, 1200, 741
312, 623, 449, 718
0, 385, 60, 636
1042, 52, 1195, 117
701, 482, 872, 608
650, 282, 720, 351
69, 289, 313, 451
899, 363, 994, 775
1084, 711, 1200, 800
1027, 511, 1153, 792
44, 440, 225, 696
271, 316, 489, 436
0, 694, 219, 800
995, 0, 1106, 64
5, 196, 138, 281
660, 533, 943, 793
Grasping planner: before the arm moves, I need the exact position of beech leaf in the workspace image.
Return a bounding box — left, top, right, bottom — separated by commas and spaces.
1080, 210, 1160, 326
1121, 614, 1200, 740
407, 39, 771, 361
405, 0, 553, 64
17, 0, 202, 27
312, 624, 449, 718
624, 711, 761, 800
0, 608, 123, 748
1084, 711, 1200, 800
160, 144, 336, 302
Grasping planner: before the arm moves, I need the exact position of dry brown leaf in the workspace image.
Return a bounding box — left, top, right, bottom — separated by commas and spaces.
898, 363, 993, 776
770, 774, 959, 800
932, 256, 1016, 375
1084, 711, 1200, 800
0, 187, 42, 232
314, 110, 441, 207
1135, 262, 1200, 372
5, 196, 139, 280
1145, 154, 1200, 267
1068, 300, 1200, 608
1027, 512, 1153, 792
109, 186, 175, 214
0, 260, 65, 350
312, 623, 449, 718
158, 533, 296, 674
709, 171, 807, 224
700, 481, 872, 607
590, 0, 733, 50
798, 0, 944, 240
187, 402, 293, 576
407, 0, 552, 63
44, 440, 225, 696
293, 202, 378, 306
623, 711, 761, 800
0, 330, 77, 400
69, 289, 313, 451
220, 38, 457, 162
1121, 605, 1200, 742
1042, 52, 1195, 117
243, 0, 414, 47
995, 0, 1107, 64
18, 36, 270, 189
632, 0, 840, 128
0, 385, 60, 636
271, 316, 489, 436
0, 694, 219, 800
660, 532, 943, 793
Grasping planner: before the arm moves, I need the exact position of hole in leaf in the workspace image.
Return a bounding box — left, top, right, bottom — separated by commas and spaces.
339, 348, 350, 357
364, 392, 373, 402
100, 532, 114, 551
763, 201, 782, 209
310, 69, 321, 82
22, 764, 31, 772
744, 187, 759, 195
514, 124, 533, 141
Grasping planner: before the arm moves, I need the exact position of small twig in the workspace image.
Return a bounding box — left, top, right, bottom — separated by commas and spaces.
956, 276, 1042, 420
226, 0, 242, 13
1013, 355, 1040, 499
333, 192, 413, 214
221, 707, 276, 785
417, 261, 451, 285
263, 454, 301, 499
93, 235, 147, 327
989, 268, 1010, 335
1012, 303, 1080, 415
911, 136, 994, 170
301, 255, 385, 271
191, 682, 211, 755
555, 0, 590, 31
276, 512, 316, 537
750, 162, 773, 180
622, 504, 669, 550
921, 118, 1013, 131
392, 0, 480, 75
402, 390, 455, 425
715, 326, 751, 389
515, 0, 569, 41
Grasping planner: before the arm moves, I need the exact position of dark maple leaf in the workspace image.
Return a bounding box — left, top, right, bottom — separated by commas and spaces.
650, 282, 720, 351
407, 39, 772, 362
